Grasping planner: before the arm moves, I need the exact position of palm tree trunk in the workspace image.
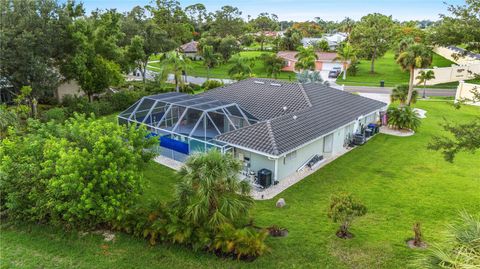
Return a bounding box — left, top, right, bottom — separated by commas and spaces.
343, 62, 347, 80
406, 67, 415, 106
207, 66, 210, 80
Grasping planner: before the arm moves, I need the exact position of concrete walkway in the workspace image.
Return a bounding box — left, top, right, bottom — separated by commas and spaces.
154, 155, 183, 171
250, 148, 351, 200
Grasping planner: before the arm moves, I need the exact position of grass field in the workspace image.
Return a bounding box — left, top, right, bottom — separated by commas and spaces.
336, 51, 457, 87
149, 50, 296, 81
1, 101, 479, 269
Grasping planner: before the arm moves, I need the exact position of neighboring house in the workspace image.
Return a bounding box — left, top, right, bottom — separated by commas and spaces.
255, 31, 284, 38
277, 51, 344, 72
119, 78, 386, 183
179, 40, 201, 60
301, 32, 347, 51
55, 80, 84, 102
0, 77, 84, 104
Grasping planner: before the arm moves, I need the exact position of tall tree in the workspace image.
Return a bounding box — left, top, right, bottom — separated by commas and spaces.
429, 0, 480, 54
150, 0, 193, 44
335, 42, 357, 80
279, 28, 303, 50
416, 70, 435, 99
64, 10, 125, 102
184, 3, 207, 35
201, 45, 220, 80
250, 13, 279, 51
291, 21, 323, 37
350, 13, 395, 73
217, 36, 241, 62
123, 7, 174, 83
396, 43, 432, 105
209, 6, 245, 37
0, 0, 83, 101
162, 51, 190, 92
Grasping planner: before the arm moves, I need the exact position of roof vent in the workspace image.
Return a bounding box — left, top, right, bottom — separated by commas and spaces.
283, 106, 288, 111
293, 115, 297, 120
254, 80, 265, 84
270, 83, 282, 87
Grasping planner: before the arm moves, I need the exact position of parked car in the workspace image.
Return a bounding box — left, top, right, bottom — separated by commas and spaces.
328, 70, 339, 78
332, 67, 342, 75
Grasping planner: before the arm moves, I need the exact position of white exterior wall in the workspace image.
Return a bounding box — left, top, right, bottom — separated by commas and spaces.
233, 110, 382, 181
277, 137, 325, 180
455, 81, 480, 106
234, 148, 275, 175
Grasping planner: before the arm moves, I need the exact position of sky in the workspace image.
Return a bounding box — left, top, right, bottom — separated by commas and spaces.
77, 0, 466, 21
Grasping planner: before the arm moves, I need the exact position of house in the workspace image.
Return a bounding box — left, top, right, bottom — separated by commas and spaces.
179, 40, 201, 60
119, 78, 387, 183
301, 33, 347, 51
277, 51, 344, 72
0, 77, 84, 104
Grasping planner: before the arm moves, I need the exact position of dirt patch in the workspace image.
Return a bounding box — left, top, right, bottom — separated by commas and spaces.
406, 239, 428, 249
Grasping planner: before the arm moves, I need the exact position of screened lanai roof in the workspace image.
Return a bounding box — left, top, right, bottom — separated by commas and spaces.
118, 92, 258, 143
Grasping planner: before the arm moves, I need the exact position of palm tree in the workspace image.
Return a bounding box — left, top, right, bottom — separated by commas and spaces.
201, 45, 220, 80
415, 211, 480, 269
295, 46, 318, 72
391, 84, 418, 105
396, 43, 432, 106
228, 56, 254, 80
173, 150, 253, 229
416, 70, 436, 99
334, 42, 357, 80
162, 51, 191, 92
260, 53, 284, 78
296, 46, 317, 61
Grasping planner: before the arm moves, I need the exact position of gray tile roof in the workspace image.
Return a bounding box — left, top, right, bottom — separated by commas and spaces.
215, 80, 387, 156
200, 78, 311, 121
180, 41, 199, 53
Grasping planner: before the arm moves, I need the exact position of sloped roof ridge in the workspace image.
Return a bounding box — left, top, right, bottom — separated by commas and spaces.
265, 120, 279, 155
298, 83, 312, 107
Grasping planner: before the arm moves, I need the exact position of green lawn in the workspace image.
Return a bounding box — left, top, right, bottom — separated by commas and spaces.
336, 51, 457, 87
149, 50, 295, 81
2, 101, 479, 268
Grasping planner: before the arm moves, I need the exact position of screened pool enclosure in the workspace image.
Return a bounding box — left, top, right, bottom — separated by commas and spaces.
118, 92, 258, 161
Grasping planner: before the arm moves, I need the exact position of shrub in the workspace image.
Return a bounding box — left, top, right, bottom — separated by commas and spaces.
0, 114, 156, 228
391, 84, 418, 105
387, 106, 421, 131
103, 90, 149, 112
212, 223, 269, 260
327, 192, 367, 239
41, 107, 66, 123
202, 80, 224, 91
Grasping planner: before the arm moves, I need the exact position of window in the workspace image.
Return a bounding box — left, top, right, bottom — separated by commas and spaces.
284, 150, 297, 164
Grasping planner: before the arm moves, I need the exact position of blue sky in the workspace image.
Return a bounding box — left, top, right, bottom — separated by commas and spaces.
78, 0, 465, 21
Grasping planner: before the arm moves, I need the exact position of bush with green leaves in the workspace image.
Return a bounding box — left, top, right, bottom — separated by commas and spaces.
41, 107, 66, 123
0, 114, 155, 227
387, 106, 421, 131
327, 192, 367, 239
202, 80, 224, 91
103, 90, 148, 112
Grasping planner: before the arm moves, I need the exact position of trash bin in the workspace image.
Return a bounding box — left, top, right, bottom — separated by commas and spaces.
365, 129, 373, 138
380, 80, 385, 87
